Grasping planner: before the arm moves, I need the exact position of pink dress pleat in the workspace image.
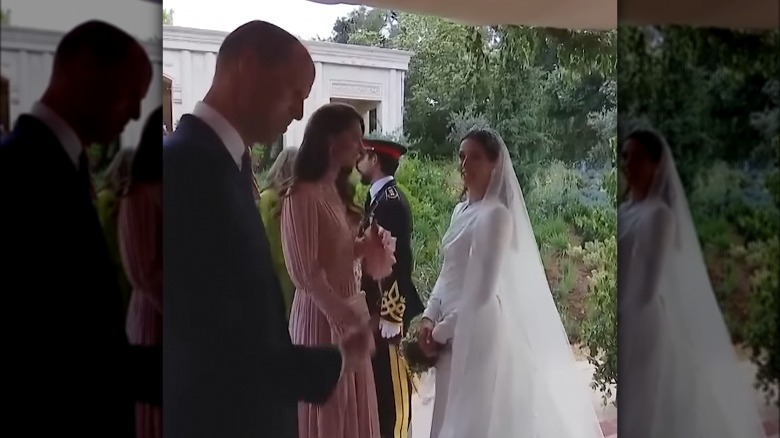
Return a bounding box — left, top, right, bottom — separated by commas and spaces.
118, 182, 162, 438
281, 181, 380, 438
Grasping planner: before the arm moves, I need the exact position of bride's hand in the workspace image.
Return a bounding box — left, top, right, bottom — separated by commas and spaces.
418, 318, 437, 357
419, 317, 434, 343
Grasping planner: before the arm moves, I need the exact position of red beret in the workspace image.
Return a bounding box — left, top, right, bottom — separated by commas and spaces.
362, 139, 408, 161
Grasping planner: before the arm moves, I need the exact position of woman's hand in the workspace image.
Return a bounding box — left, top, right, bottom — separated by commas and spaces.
339, 322, 374, 373
361, 224, 397, 279
353, 236, 366, 258
354, 222, 377, 256
345, 292, 371, 327
418, 317, 439, 358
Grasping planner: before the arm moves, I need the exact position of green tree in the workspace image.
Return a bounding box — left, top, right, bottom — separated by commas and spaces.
163, 8, 174, 26
329, 6, 397, 48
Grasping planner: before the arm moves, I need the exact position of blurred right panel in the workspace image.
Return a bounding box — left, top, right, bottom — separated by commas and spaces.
616, 24, 779, 438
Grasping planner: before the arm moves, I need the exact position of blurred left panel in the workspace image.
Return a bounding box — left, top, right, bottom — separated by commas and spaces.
0, 1, 163, 437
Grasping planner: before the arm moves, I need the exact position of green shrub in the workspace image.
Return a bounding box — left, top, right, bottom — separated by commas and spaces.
696, 217, 735, 253
533, 215, 570, 253
735, 207, 780, 243
689, 162, 747, 219
579, 237, 618, 406
526, 160, 582, 219
744, 237, 780, 406
570, 206, 616, 243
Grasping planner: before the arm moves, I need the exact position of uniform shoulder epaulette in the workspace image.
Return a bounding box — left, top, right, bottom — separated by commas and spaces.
385, 185, 399, 200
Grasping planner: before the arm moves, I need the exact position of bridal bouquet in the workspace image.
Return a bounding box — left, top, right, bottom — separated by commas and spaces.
400, 315, 438, 376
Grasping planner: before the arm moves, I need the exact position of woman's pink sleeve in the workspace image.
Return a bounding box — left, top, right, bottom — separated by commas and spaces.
281, 186, 351, 322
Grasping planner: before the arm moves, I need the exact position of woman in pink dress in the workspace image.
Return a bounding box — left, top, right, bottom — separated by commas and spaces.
282, 102, 389, 438
118, 107, 162, 438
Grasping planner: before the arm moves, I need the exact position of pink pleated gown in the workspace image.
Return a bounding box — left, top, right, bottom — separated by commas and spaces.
281, 181, 380, 438
118, 182, 162, 438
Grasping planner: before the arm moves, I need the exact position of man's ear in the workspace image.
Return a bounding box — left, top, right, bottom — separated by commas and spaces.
235, 57, 251, 82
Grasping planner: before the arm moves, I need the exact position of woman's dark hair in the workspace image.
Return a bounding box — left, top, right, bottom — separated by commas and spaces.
129, 106, 163, 188
623, 128, 665, 163
459, 128, 503, 200
292, 102, 364, 219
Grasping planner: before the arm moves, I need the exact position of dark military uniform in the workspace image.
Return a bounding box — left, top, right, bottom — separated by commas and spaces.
359, 140, 425, 438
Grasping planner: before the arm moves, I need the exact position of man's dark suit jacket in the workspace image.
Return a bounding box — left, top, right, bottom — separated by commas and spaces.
163, 115, 342, 438
0, 115, 160, 437
361, 179, 425, 334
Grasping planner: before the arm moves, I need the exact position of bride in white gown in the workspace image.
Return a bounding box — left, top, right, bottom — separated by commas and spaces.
417, 129, 604, 438
618, 127, 766, 438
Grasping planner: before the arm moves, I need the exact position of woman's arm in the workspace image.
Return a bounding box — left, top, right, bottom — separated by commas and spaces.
438, 205, 513, 341
423, 202, 468, 324
281, 186, 355, 323
423, 279, 444, 323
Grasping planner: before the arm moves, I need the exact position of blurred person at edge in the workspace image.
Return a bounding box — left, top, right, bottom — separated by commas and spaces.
618, 127, 766, 438
0, 20, 160, 437
119, 107, 164, 438
258, 146, 299, 319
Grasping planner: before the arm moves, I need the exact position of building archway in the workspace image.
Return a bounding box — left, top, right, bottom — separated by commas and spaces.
163, 75, 173, 134
1, 75, 9, 136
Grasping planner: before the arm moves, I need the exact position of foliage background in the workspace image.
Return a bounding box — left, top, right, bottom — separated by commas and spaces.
310, 7, 624, 400
163, 7, 778, 405
619, 26, 779, 405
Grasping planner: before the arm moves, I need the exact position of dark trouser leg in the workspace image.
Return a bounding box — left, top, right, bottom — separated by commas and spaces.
373, 341, 412, 438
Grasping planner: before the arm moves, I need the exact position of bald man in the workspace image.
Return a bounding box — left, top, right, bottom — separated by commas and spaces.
0, 21, 158, 437
164, 21, 363, 438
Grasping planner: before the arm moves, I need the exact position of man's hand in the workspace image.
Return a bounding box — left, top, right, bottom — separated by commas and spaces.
379, 319, 402, 339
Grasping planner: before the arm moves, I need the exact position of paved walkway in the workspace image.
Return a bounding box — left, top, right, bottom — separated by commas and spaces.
408, 360, 778, 438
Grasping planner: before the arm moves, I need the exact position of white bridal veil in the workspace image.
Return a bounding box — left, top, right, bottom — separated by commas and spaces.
438, 130, 604, 438
621, 128, 766, 437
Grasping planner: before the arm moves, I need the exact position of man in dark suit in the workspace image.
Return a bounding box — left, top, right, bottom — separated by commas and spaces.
357, 139, 425, 438
163, 21, 367, 438
0, 21, 160, 437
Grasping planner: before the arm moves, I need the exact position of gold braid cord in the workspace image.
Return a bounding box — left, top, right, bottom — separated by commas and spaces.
380, 281, 406, 324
